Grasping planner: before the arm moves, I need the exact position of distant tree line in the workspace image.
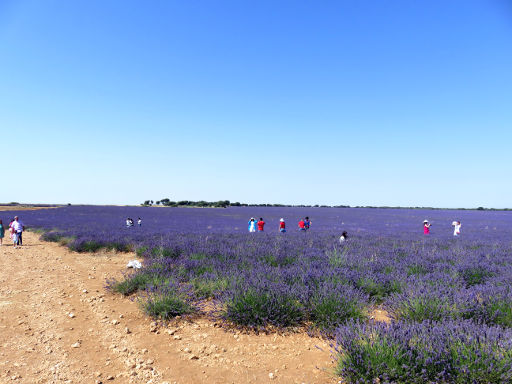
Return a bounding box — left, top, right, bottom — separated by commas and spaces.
142, 199, 232, 208
142, 199, 351, 208
140, 199, 511, 210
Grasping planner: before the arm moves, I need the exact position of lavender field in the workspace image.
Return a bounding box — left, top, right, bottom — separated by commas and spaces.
3, 205, 512, 383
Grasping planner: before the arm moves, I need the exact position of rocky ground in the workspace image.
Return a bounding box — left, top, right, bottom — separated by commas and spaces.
0, 231, 338, 384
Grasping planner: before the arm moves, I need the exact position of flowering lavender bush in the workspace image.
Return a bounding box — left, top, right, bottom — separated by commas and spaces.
308, 282, 369, 332
3, 205, 512, 382
335, 320, 512, 383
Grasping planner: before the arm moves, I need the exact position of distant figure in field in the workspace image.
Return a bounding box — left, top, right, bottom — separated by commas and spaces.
339, 231, 348, 243
304, 217, 311, 230
452, 221, 461, 236
279, 218, 286, 233
423, 220, 431, 235
0, 219, 4, 246
137, 217, 142, 226
11, 216, 24, 248
248, 217, 257, 232
298, 218, 306, 231
257, 218, 265, 232
126, 218, 134, 228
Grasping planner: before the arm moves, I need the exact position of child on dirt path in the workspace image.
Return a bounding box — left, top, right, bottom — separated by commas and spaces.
8, 218, 14, 240
11, 216, 24, 248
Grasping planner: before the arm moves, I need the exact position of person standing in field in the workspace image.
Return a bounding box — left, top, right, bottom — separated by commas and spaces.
0, 219, 4, 246
137, 217, 142, 226
304, 216, 311, 230
257, 217, 265, 232
423, 220, 431, 235
298, 218, 306, 231
279, 218, 286, 233
11, 216, 24, 248
248, 217, 257, 232
452, 221, 461, 236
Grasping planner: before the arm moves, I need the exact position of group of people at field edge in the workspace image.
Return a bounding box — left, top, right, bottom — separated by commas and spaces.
423, 219, 462, 236
0, 216, 25, 248
126, 217, 142, 228
248, 217, 312, 233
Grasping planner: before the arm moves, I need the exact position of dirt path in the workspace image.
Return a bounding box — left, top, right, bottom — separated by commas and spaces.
0, 232, 336, 384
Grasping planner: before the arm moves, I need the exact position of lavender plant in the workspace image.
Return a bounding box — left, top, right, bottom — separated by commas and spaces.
335, 320, 512, 384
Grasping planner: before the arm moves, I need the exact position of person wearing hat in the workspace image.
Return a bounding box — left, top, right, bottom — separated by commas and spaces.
279, 218, 286, 233
423, 220, 431, 235
248, 217, 257, 232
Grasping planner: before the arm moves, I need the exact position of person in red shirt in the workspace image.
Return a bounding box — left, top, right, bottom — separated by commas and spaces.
279, 218, 286, 233
257, 218, 265, 232
298, 218, 306, 230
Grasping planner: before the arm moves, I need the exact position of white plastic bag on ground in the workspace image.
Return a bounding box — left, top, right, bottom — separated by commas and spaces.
126, 260, 142, 269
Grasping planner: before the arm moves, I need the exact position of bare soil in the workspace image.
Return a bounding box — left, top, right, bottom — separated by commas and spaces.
0, 206, 58, 211
0, 231, 339, 384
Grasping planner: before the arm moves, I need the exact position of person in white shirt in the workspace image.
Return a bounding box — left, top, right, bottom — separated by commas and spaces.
248, 218, 257, 232
137, 218, 142, 226
339, 231, 348, 244
11, 216, 24, 248
452, 221, 461, 236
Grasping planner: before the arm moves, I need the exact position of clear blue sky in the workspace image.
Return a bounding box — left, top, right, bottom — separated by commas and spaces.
1, 0, 511, 207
